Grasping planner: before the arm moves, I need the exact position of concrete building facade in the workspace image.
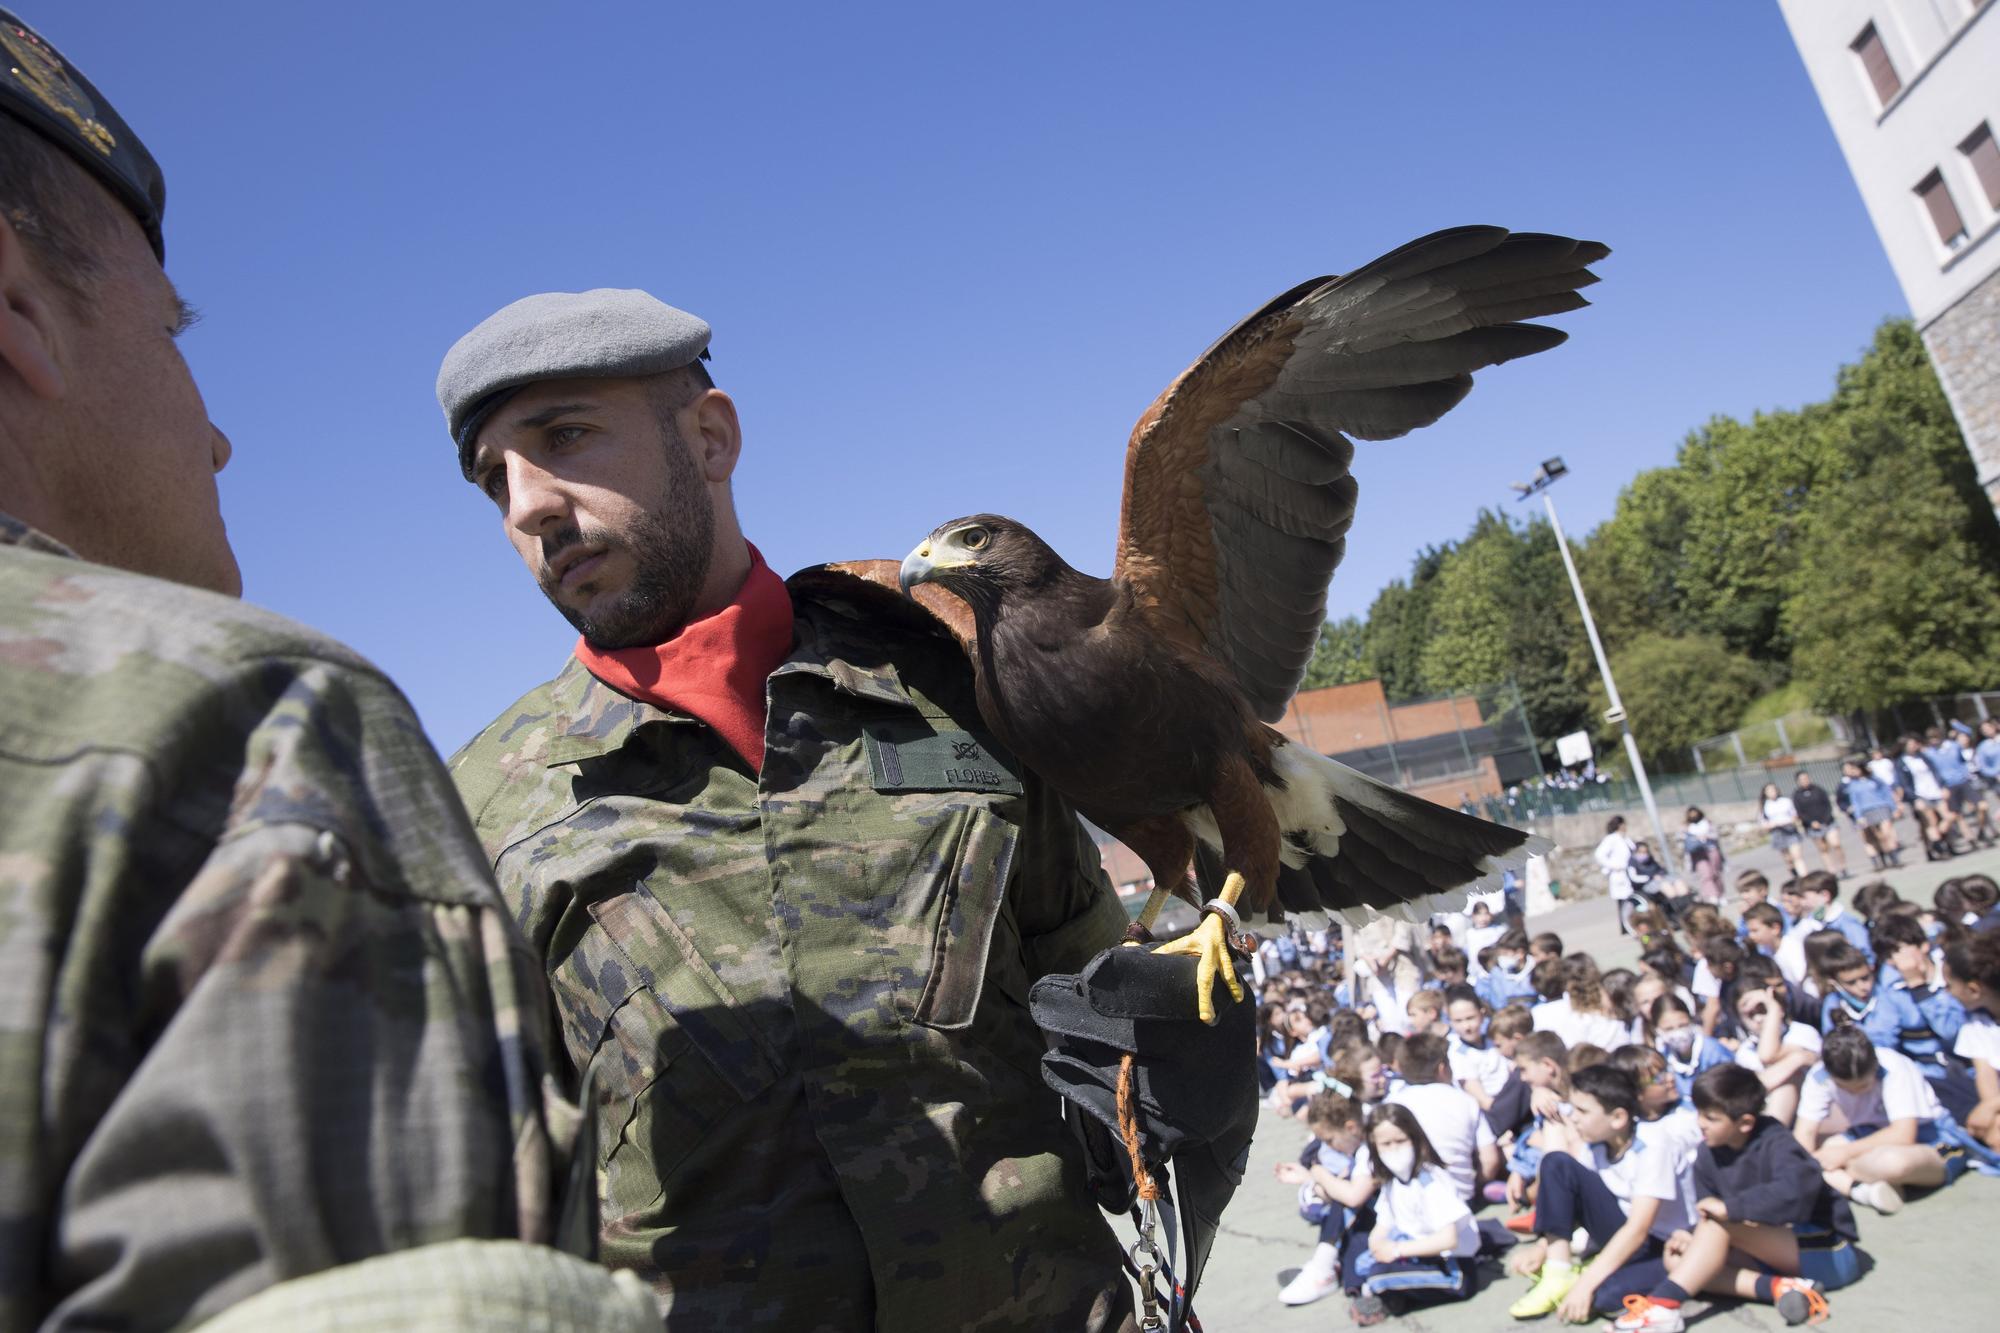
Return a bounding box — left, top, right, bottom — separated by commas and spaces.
1776, 0, 2000, 512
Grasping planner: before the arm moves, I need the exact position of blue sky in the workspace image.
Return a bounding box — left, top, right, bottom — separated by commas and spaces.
42, 1, 1904, 751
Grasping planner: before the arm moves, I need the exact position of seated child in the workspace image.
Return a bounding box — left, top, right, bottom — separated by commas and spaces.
1339, 1105, 1482, 1327
1609, 1063, 1855, 1332
1387, 1032, 1500, 1202
1796, 871, 1873, 963
1795, 1023, 1965, 1214
1868, 912, 1969, 1082
1609, 1044, 1704, 1229
1265, 1002, 1334, 1111
1273, 1090, 1368, 1307
1530, 932, 1564, 967
1404, 987, 1447, 1039
1729, 979, 1821, 1126
1508, 1065, 1693, 1321
1465, 900, 1505, 960
1478, 929, 1538, 1011
1740, 900, 1786, 962
1818, 935, 1966, 1111
1427, 943, 1469, 992
1691, 934, 1744, 1035
1650, 994, 1731, 1107
1503, 1029, 1571, 1212
1942, 928, 2000, 1151
1444, 985, 1511, 1112
1481, 1004, 1538, 1142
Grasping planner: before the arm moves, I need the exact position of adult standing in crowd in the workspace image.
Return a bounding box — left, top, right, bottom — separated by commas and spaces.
1790, 770, 1846, 878
437, 290, 1133, 1329
1760, 782, 1809, 879
0, 14, 648, 1330
1597, 815, 1638, 934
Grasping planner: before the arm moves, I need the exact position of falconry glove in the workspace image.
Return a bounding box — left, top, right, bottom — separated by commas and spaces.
1030, 944, 1257, 1331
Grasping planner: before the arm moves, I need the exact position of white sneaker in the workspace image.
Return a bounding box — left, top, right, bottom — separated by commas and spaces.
1851, 1179, 1903, 1214
1278, 1259, 1341, 1306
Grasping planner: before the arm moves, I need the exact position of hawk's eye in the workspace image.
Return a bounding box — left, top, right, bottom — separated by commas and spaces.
962, 527, 990, 551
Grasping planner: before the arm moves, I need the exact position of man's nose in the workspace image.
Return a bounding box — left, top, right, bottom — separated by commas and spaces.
505, 455, 569, 536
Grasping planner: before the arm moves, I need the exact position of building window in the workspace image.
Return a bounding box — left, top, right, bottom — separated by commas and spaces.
1916, 170, 1969, 249
1851, 23, 1901, 106
1964, 123, 2000, 211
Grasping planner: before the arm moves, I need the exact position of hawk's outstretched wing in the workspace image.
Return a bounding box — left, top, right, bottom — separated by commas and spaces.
1113, 227, 1609, 722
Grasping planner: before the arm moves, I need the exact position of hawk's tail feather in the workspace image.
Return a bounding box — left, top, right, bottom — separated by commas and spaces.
1189, 738, 1547, 927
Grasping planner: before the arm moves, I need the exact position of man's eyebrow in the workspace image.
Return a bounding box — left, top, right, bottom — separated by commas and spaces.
512, 402, 594, 430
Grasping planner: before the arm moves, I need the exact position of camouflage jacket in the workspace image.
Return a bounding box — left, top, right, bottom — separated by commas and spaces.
0, 514, 565, 1331
449, 569, 1134, 1332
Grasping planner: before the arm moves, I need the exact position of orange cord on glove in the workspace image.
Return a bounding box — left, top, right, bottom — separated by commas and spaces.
1116, 1052, 1162, 1203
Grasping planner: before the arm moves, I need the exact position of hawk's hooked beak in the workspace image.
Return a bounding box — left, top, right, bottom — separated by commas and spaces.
900, 539, 972, 596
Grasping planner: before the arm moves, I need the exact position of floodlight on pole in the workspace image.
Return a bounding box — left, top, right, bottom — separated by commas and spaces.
1513, 457, 1678, 876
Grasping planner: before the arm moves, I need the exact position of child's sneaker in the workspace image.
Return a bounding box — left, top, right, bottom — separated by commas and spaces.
1502, 1209, 1538, 1234
1772, 1277, 1830, 1326
1506, 1260, 1579, 1318
1347, 1292, 1388, 1326
1610, 1295, 1686, 1331
1850, 1179, 1903, 1214
1277, 1255, 1340, 1306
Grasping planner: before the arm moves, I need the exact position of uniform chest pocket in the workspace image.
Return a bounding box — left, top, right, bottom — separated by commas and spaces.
556, 889, 781, 1200
911, 796, 1023, 1031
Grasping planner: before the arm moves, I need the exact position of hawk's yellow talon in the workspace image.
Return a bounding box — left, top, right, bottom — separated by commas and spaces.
1155, 912, 1242, 1026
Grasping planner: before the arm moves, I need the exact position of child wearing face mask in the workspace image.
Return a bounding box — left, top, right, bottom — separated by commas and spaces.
1651, 995, 1731, 1108
1477, 928, 1537, 1011
1338, 1104, 1481, 1326
1273, 1090, 1370, 1307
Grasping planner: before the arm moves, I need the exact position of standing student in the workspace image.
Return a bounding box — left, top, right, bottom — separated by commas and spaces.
1790, 770, 1846, 877
1943, 929, 2000, 1152
1794, 1025, 1964, 1215
1609, 1065, 1854, 1332
1760, 783, 1809, 879
1340, 1105, 1482, 1327
1681, 807, 1724, 903
1925, 725, 1984, 848
1507, 1066, 1692, 1321
1836, 758, 1903, 870
1894, 734, 1957, 859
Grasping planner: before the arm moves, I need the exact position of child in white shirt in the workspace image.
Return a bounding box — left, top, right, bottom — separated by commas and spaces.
1341, 1104, 1480, 1326
1943, 930, 2000, 1153
1794, 1026, 1954, 1214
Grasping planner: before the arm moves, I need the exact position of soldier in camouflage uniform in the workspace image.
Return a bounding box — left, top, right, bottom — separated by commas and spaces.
438, 291, 1137, 1329
0, 13, 650, 1330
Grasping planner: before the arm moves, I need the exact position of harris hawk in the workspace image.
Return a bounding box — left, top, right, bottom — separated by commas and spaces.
841, 226, 1600, 1020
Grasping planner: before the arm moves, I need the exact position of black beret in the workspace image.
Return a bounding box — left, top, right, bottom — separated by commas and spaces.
1, 9, 165, 260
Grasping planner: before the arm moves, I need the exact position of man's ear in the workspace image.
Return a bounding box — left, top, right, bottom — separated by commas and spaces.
688, 386, 741, 484
0, 214, 66, 400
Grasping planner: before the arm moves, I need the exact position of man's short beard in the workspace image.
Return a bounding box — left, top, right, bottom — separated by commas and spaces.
542, 422, 717, 649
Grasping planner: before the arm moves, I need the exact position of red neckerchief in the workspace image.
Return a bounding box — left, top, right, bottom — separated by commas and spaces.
572, 543, 794, 773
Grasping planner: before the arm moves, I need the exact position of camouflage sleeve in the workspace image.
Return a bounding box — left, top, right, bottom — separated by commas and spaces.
1007, 775, 1129, 980
17, 654, 563, 1331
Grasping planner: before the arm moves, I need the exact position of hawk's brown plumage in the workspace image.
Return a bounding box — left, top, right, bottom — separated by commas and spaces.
861, 227, 1603, 921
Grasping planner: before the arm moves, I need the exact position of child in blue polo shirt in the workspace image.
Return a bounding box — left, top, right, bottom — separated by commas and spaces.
1795, 872, 1871, 963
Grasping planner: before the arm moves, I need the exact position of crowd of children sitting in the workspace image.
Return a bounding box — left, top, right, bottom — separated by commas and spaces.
1253, 871, 2000, 1329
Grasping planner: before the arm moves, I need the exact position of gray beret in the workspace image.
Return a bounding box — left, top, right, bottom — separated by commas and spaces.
436, 288, 711, 479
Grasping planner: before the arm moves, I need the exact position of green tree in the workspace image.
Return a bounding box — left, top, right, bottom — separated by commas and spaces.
1300, 616, 1373, 689
1359, 543, 1452, 702
1781, 322, 2000, 710
1591, 633, 1767, 764
1417, 510, 1594, 748
1575, 465, 1696, 649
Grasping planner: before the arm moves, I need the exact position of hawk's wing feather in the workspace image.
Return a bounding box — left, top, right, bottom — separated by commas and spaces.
805, 560, 978, 652
1114, 226, 1608, 721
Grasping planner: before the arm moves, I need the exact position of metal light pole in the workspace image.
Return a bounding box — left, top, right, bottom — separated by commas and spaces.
1514, 458, 1678, 874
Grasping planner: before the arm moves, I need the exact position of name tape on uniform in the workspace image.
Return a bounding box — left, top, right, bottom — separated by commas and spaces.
864, 724, 1024, 795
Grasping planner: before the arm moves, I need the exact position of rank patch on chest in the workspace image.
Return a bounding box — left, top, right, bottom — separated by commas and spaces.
864, 724, 1024, 795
